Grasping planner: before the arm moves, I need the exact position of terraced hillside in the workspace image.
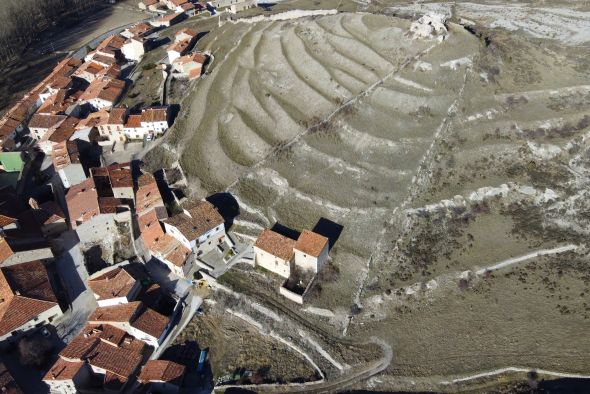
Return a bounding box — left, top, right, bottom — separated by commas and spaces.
145, 2, 590, 390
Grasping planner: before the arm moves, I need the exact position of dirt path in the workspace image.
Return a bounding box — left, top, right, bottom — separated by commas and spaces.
440, 366, 590, 385
475, 244, 579, 275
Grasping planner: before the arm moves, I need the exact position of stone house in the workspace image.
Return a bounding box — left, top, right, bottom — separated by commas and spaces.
163, 200, 226, 257
253, 229, 295, 278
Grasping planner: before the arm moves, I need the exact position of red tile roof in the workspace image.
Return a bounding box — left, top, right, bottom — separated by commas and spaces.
254, 229, 295, 261
138, 360, 185, 384
80, 77, 125, 104
65, 178, 100, 227
294, 230, 328, 257
88, 267, 137, 301
130, 308, 169, 339
125, 114, 143, 129
164, 200, 224, 241
28, 114, 67, 130
43, 358, 85, 381
140, 107, 168, 123
0, 261, 59, 336
0, 236, 13, 264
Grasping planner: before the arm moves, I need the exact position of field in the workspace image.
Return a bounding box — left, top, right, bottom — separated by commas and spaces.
174, 300, 320, 384
143, 0, 590, 391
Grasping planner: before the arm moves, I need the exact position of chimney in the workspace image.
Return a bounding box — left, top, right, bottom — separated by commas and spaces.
28, 198, 39, 210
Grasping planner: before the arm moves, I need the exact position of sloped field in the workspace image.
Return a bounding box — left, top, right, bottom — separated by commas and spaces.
149, 3, 590, 388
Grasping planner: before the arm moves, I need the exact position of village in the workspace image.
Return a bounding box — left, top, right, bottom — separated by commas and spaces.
0, 2, 341, 392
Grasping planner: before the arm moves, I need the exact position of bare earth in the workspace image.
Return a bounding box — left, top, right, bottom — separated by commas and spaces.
143, 0, 590, 391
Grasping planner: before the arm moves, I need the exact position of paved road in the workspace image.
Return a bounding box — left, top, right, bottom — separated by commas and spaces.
53, 231, 98, 343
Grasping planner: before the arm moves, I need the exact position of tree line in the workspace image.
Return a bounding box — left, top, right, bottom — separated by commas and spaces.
0, 0, 105, 65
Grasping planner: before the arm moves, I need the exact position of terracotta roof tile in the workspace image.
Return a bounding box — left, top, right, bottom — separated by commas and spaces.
164, 200, 224, 241
294, 230, 328, 257
28, 114, 67, 130
125, 114, 143, 129
0, 236, 14, 263
0, 261, 59, 336
66, 178, 100, 227
43, 358, 85, 381
130, 308, 169, 339
254, 229, 295, 261
88, 267, 137, 301
88, 301, 140, 323
140, 107, 168, 123
47, 116, 79, 143
138, 360, 185, 384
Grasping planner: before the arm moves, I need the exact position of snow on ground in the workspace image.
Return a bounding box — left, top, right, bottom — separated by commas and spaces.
390, 2, 590, 45
409, 13, 448, 41
237, 9, 338, 24
440, 57, 472, 70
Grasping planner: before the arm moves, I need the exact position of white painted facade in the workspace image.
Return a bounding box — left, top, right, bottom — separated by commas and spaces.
94, 282, 140, 307
123, 124, 147, 140
122, 38, 145, 62
0, 303, 62, 343
44, 365, 91, 394
112, 186, 134, 200
163, 222, 225, 256
87, 97, 115, 111
140, 120, 169, 135
254, 246, 291, 278
58, 165, 87, 189
294, 243, 329, 273
30, 126, 51, 141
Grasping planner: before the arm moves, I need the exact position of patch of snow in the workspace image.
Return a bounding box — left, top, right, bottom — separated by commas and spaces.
237, 9, 338, 24
251, 302, 282, 322
409, 13, 448, 41
302, 306, 335, 318
413, 60, 433, 72
441, 57, 472, 70
393, 76, 433, 92
527, 141, 562, 160
298, 330, 345, 371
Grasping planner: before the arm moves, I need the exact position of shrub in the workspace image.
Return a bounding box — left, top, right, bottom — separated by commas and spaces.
142, 62, 156, 71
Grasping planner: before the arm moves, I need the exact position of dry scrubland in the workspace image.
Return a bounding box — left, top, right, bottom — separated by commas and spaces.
174, 302, 319, 384
144, 0, 590, 390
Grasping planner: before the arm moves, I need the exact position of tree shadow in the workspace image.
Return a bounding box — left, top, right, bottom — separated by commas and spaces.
206, 193, 239, 230
270, 222, 300, 240
312, 217, 343, 250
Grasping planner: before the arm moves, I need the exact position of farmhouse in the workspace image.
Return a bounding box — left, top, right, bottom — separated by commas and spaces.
172, 52, 207, 79
174, 28, 197, 43
150, 12, 185, 28
294, 230, 329, 273
88, 284, 177, 349
254, 229, 295, 278
163, 200, 225, 256
210, 0, 257, 13
122, 36, 146, 62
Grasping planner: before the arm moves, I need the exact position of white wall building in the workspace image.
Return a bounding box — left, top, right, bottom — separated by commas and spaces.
253, 229, 295, 279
